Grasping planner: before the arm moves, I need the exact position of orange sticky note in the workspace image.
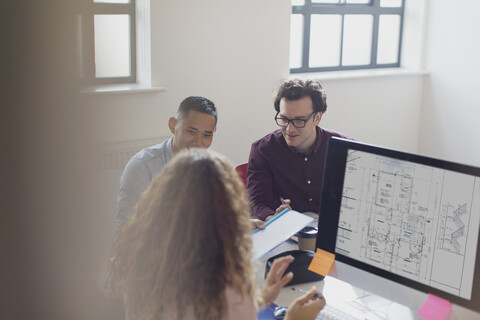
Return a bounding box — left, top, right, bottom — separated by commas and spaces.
308, 248, 335, 276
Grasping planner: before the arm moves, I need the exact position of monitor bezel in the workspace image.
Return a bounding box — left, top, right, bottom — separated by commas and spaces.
316, 137, 480, 312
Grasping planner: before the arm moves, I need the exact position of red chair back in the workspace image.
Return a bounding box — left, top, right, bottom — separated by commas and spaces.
235, 163, 248, 187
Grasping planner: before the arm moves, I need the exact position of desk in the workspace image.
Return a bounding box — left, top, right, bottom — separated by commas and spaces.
256, 241, 480, 320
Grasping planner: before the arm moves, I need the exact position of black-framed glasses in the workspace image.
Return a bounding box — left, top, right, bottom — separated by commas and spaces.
274, 111, 316, 128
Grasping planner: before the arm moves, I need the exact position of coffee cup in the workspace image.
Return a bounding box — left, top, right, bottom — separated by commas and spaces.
297, 226, 318, 251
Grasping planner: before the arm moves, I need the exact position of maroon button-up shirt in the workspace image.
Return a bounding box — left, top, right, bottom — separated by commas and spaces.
247, 127, 350, 220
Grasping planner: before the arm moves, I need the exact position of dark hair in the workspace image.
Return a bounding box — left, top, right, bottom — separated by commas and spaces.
177, 96, 218, 124
274, 79, 327, 113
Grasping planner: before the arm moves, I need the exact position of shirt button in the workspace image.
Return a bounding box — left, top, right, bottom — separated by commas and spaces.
304, 157, 308, 161
307, 180, 311, 184
309, 198, 313, 202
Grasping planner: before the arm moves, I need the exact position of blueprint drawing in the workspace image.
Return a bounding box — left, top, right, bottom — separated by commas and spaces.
336, 150, 480, 299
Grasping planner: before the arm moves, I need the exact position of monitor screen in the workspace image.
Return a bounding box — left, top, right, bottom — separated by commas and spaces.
316, 137, 480, 312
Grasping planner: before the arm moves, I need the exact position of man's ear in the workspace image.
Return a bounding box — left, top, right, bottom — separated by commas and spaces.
314, 112, 323, 125
168, 117, 176, 134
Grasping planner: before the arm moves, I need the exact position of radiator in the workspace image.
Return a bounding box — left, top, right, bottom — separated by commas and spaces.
97, 136, 168, 171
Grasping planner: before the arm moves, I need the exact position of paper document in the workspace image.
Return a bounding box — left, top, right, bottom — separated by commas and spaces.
252, 209, 313, 260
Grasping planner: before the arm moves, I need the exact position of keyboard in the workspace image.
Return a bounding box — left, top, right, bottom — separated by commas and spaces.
316, 304, 364, 320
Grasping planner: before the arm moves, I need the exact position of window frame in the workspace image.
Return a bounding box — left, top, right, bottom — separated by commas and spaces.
82, 0, 137, 85
291, 0, 405, 73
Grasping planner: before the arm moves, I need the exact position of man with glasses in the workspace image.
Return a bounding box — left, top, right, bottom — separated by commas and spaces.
247, 79, 350, 221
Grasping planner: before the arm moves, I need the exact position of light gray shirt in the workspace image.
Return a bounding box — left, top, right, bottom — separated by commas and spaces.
116, 137, 174, 229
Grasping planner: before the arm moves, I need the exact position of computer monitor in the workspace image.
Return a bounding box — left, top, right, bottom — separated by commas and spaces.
316, 137, 480, 312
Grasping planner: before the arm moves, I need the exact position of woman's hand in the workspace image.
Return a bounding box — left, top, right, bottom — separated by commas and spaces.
285, 288, 326, 320
258, 256, 294, 308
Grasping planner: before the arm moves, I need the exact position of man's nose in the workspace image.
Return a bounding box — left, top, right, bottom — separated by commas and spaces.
193, 135, 203, 147
286, 121, 296, 130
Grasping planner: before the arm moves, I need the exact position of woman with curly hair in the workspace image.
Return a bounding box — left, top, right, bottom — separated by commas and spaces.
107, 148, 325, 319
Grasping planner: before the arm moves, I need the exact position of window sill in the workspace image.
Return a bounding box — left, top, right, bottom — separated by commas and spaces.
291, 68, 429, 81
81, 83, 166, 95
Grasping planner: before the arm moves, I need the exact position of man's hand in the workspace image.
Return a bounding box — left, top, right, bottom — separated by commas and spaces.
276, 198, 291, 214
258, 256, 294, 308
250, 219, 265, 230
264, 198, 292, 222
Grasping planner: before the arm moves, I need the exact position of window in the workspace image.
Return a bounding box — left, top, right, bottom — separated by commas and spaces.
80, 0, 136, 85
290, 0, 405, 73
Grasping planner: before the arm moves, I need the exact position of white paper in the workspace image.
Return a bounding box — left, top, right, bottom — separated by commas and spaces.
252, 210, 314, 260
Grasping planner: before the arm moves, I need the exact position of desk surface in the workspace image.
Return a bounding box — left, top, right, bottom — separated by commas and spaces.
257, 241, 480, 320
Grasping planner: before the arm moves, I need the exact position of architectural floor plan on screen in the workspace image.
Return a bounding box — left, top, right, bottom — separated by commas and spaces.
336, 150, 480, 299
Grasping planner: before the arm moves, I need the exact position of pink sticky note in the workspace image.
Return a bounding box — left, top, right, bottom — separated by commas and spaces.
417, 294, 452, 320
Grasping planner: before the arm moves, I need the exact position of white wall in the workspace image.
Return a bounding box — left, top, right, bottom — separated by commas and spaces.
320, 74, 423, 153
90, 0, 480, 167
419, 0, 480, 167
90, 0, 291, 166
91, 0, 425, 166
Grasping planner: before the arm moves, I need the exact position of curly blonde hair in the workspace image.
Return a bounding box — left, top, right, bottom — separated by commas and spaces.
107, 149, 256, 319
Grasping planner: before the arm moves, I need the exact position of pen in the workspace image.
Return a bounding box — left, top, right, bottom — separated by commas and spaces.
252, 208, 290, 234
291, 287, 324, 300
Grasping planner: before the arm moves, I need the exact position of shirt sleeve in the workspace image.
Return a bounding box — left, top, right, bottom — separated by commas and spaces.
116, 158, 151, 229
246, 143, 276, 220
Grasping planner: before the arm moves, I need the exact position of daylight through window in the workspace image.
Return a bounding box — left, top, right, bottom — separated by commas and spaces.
290, 0, 404, 73
82, 0, 136, 84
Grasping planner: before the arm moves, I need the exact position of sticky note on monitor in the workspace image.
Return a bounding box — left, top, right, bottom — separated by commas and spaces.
417, 293, 452, 320
308, 248, 335, 277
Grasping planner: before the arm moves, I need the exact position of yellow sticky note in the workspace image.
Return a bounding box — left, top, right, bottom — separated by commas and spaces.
308, 248, 335, 276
